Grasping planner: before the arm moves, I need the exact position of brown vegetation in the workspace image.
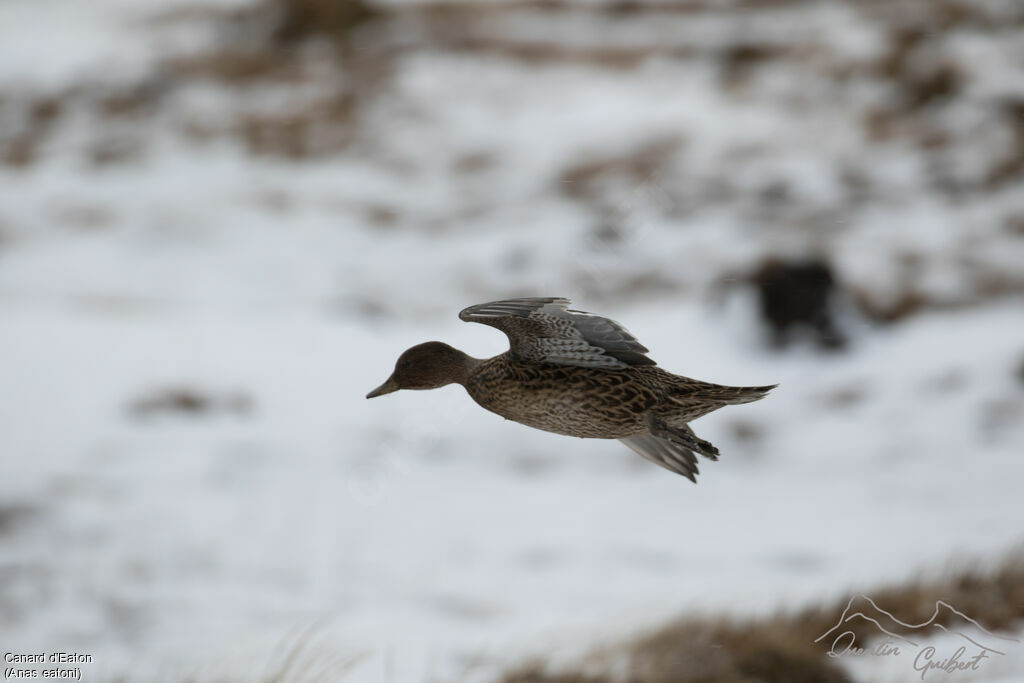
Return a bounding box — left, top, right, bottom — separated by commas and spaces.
0, 503, 36, 537
269, 0, 380, 45
497, 552, 1024, 683
167, 49, 294, 84
127, 387, 253, 419
560, 137, 684, 202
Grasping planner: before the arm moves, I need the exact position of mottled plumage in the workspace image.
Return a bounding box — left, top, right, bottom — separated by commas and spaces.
367, 297, 776, 482
459, 298, 654, 368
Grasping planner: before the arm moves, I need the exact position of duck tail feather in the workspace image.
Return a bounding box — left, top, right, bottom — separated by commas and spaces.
700, 383, 778, 405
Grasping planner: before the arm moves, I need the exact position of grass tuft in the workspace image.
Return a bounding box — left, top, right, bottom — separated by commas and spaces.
496, 550, 1024, 683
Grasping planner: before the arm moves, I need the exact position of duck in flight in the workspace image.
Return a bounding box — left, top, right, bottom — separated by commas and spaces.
366, 297, 775, 482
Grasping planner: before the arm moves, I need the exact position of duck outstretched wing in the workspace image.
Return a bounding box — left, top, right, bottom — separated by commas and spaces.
458, 297, 655, 369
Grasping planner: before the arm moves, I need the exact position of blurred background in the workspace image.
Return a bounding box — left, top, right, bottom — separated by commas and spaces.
1, 0, 1023, 681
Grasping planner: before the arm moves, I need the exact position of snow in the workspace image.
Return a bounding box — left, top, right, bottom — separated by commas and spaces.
1, 0, 1023, 681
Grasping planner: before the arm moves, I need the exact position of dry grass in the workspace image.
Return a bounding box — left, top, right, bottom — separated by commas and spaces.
156, 0, 386, 158
502, 665, 610, 683
2, 135, 37, 167
167, 48, 296, 84
496, 551, 1024, 683
853, 2, 1024, 193
625, 618, 854, 683
0, 503, 36, 537
852, 278, 1024, 325
126, 386, 253, 419
269, 0, 380, 45
559, 137, 684, 201
164, 0, 381, 79
13, 0, 1013, 171
792, 554, 1024, 648
0, 81, 167, 169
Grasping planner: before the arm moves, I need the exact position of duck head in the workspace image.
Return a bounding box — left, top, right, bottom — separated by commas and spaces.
366, 341, 475, 398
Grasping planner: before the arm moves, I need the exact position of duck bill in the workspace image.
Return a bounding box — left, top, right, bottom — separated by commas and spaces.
366, 376, 399, 399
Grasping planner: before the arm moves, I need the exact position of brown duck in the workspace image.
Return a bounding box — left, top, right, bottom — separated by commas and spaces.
366, 297, 775, 482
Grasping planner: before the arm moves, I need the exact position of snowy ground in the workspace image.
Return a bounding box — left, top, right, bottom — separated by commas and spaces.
1, 0, 1023, 681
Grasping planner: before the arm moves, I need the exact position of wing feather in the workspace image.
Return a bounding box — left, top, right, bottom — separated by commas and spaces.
459, 297, 655, 369
619, 434, 699, 482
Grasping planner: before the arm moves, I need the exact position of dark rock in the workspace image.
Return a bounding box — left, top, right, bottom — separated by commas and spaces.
752, 258, 847, 350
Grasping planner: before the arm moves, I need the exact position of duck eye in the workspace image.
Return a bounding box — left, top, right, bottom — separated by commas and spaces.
400, 361, 412, 370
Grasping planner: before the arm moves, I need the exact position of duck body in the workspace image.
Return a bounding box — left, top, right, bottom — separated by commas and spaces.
367, 297, 776, 482
465, 354, 745, 440
465, 353, 657, 439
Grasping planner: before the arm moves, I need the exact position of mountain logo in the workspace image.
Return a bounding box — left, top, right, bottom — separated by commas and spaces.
814, 594, 1020, 678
